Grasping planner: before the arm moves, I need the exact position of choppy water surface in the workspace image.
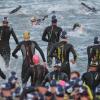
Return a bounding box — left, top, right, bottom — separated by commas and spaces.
0, 0, 100, 83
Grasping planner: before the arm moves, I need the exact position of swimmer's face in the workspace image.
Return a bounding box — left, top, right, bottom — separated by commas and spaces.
52, 22, 57, 26
74, 26, 81, 31
3, 22, 8, 26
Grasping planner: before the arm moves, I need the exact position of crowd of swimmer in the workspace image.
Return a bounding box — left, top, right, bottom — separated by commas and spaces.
0, 16, 100, 100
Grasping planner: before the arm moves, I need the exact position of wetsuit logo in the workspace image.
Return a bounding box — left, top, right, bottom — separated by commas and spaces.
91, 48, 100, 65
56, 45, 64, 63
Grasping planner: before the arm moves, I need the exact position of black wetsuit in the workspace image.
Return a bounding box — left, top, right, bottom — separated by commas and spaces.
42, 70, 68, 85
0, 68, 6, 79
20, 87, 40, 100
87, 44, 100, 71
49, 41, 77, 79
23, 64, 48, 86
42, 25, 62, 66
12, 40, 46, 84
82, 71, 100, 97
0, 26, 19, 66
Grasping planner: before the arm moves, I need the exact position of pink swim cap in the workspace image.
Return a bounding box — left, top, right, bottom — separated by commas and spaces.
32, 54, 40, 64
58, 80, 66, 87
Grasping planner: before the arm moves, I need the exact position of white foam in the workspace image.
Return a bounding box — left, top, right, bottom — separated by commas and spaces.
68, 29, 87, 38
0, 55, 6, 71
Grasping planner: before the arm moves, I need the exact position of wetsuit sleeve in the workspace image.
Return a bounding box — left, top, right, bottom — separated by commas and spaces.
87, 46, 92, 66
63, 73, 68, 82
11, 28, 19, 45
57, 27, 62, 41
42, 27, 49, 42
0, 68, 6, 79
42, 73, 50, 85
35, 42, 46, 62
12, 43, 21, 58
70, 45, 77, 61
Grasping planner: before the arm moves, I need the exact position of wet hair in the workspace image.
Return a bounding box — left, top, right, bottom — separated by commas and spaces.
52, 15, 56, 20
2, 17, 8, 24
54, 65, 61, 69
45, 91, 52, 96
88, 64, 97, 72
72, 23, 80, 30
70, 71, 80, 78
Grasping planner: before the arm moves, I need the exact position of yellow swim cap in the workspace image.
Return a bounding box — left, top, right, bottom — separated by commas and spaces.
31, 16, 37, 22
23, 32, 30, 40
